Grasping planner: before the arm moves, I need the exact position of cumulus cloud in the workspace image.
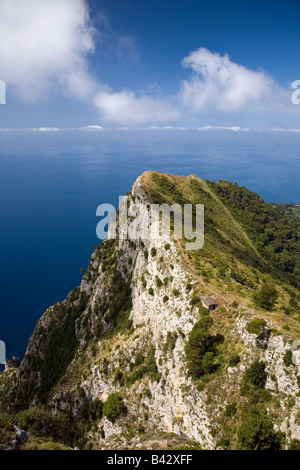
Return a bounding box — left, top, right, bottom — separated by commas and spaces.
0, 0, 96, 101
180, 48, 273, 112
93, 89, 179, 125
0, 2, 293, 127
0, 0, 177, 125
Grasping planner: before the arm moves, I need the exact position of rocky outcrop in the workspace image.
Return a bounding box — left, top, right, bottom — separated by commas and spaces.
1, 171, 299, 450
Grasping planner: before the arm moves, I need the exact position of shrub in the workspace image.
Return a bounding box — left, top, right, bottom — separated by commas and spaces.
228, 353, 241, 367
103, 393, 125, 422
241, 360, 267, 396
253, 284, 278, 311
190, 295, 201, 306
185, 316, 224, 379
127, 346, 161, 386
150, 247, 157, 257
163, 295, 169, 303
78, 399, 103, 423
199, 305, 209, 316
133, 352, 144, 367
163, 331, 178, 353
238, 406, 281, 450
0, 415, 14, 444
15, 407, 71, 444
148, 287, 154, 296
283, 350, 293, 367
172, 288, 180, 297
224, 402, 237, 417
289, 439, 300, 450
22, 438, 70, 450
164, 244, 170, 251
247, 318, 267, 335
216, 437, 230, 449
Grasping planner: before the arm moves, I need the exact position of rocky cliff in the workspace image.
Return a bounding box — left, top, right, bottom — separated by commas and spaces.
0, 171, 299, 450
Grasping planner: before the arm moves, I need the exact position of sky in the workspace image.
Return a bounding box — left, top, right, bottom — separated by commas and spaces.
0, 0, 299, 130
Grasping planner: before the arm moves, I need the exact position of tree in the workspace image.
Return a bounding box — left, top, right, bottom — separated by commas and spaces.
103, 393, 125, 422
253, 284, 278, 310
238, 406, 281, 450
185, 316, 223, 379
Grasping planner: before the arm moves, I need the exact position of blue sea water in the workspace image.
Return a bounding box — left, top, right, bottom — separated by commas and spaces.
0, 129, 299, 361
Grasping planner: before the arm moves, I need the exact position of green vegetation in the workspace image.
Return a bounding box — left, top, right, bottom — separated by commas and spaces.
224, 402, 237, 417
246, 318, 267, 335
21, 438, 70, 450
289, 439, 300, 450
209, 181, 300, 287
238, 405, 282, 450
253, 284, 278, 310
228, 353, 241, 367
103, 393, 125, 422
127, 345, 161, 386
185, 316, 224, 380
0, 414, 15, 445
22, 290, 88, 404
163, 331, 178, 354
275, 202, 300, 218
283, 350, 294, 367
240, 360, 267, 398
14, 406, 71, 443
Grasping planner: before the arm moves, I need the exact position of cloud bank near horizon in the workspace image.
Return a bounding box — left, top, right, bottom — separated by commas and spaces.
0, 0, 297, 127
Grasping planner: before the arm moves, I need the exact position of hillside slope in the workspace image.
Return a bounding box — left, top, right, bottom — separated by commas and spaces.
0, 171, 299, 450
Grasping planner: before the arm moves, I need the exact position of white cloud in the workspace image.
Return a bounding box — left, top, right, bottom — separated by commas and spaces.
0, 0, 178, 125
197, 125, 246, 132
79, 125, 106, 131
0, 0, 96, 101
0, 2, 296, 128
180, 48, 273, 112
93, 89, 179, 125
38, 127, 61, 132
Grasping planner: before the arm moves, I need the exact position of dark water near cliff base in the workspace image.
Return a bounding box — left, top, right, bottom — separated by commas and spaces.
0, 129, 299, 361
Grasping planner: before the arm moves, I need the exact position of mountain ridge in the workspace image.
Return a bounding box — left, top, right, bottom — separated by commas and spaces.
0, 171, 299, 450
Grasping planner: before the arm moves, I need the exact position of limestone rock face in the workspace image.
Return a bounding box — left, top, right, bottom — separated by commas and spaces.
0, 171, 299, 450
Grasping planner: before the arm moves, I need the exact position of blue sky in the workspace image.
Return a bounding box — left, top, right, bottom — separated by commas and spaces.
0, 0, 299, 130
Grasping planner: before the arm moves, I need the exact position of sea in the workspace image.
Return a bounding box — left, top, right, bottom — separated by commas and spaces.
0, 128, 299, 361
